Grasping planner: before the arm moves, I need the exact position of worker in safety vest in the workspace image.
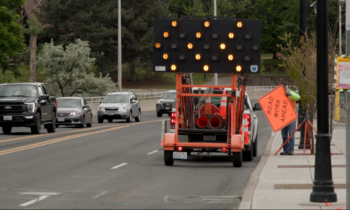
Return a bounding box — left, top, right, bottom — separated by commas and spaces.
280, 82, 300, 155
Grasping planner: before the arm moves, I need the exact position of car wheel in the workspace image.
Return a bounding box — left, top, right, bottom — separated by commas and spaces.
253, 130, 258, 157
98, 119, 103, 123
87, 115, 92, 127
2, 126, 12, 134
46, 112, 56, 133
31, 113, 41, 134
79, 116, 86, 128
164, 151, 174, 166
108, 119, 113, 123
135, 109, 141, 122
126, 111, 132, 123
157, 111, 162, 117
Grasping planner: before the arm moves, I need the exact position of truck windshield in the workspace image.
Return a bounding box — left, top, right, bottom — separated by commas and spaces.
0, 85, 37, 97
162, 92, 175, 99
103, 94, 129, 103
57, 98, 82, 108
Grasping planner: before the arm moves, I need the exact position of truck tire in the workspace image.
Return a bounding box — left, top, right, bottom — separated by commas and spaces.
157, 112, 162, 117
108, 119, 113, 123
243, 145, 253, 161
253, 129, 258, 157
31, 113, 41, 134
164, 151, 174, 166
233, 151, 242, 167
46, 112, 56, 133
135, 109, 141, 122
2, 126, 12, 134
98, 119, 103, 123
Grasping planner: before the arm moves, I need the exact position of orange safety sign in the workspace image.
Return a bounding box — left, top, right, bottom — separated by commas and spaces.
259, 85, 297, 132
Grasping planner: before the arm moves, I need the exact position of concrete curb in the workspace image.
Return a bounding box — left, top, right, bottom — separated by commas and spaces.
238, 131, 276, 210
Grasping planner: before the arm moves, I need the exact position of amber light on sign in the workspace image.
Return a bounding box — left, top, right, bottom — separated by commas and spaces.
237, 21, 243, 28
155, 43, 161, 48
228, 54, 234, 61
163, 54, 168, 60
171, 64, 177, 71
187, 43, 193, 49
172, 21, 177, 27
236, 65, 242, 72
195, 54, 201, 60
204, 21, 210, 27
220, 44, 226, 50
163, 32, 169, 38
196, 32, 202, 38
228, 32, 234, 39
203, 65, 209, 72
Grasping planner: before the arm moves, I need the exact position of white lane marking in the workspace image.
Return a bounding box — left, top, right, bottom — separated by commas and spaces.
164, 195, 169, 203
19, 195, 49, 207
93, 191, 107, 199
20, 192, 61, 196
147, 150, 158, 155
111, 163, 128, 169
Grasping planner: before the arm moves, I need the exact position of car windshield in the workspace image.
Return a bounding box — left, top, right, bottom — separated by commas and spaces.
103, 94, 129, 103
162, 92, 175, 99
57, 98, 82, 108
0, 85, 37, 97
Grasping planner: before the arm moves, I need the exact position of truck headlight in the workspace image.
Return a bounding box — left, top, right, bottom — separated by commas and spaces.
98, 106, 105, 111
25, 103, 36, 113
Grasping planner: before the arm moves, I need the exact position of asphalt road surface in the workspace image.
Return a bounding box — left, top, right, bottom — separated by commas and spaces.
0, 103, 272, 209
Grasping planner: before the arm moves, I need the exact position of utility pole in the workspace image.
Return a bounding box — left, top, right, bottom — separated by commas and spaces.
213, 0, 218, 85
298, 0, 310, 150
346, 0, 350, 55
118, 0, 122, 92
310, 0, 337, 202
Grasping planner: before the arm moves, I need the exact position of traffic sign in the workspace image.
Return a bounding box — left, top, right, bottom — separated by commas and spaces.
259, 85, 298, 132
336, 56, 350, 89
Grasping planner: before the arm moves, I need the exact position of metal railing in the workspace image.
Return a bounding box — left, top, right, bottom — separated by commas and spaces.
246, 86, 277, 90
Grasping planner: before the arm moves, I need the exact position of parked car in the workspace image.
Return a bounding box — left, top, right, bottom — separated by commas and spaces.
156, 90, 176, 117
0, 83, 57, 134
56, 97, 92, 128
97, 91, 141, 123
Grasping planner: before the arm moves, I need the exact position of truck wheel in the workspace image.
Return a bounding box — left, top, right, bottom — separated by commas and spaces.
253, 132, 258, 157
31, 113, 41, 134
135, 110, 141, 122
233, 152, 242, 167
168, 113, 171, 117
108, 119, 113, 123
157, 112, 162, 117
164, 151, 174, 166
243, 145, 253, 161
2, 126, 12, 134
46, 112, 56, 133
98, 119, 103, 123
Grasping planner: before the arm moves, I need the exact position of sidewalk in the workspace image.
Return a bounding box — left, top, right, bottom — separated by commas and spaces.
239, 124, 347, 209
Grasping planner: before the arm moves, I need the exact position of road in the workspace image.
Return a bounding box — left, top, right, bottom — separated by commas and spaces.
0, 103, 272, 209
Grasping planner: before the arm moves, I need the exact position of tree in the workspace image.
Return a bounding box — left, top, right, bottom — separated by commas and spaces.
170, 0, 193, 17
37, 39, 117, 97
0, 0, 26, 65
23, 14, 43, 82
0, 71, 15, 84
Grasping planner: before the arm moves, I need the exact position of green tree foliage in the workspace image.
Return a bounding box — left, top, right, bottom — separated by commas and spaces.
37, 39, 117, 97
0, 0, 26, 66
0, 70, 15, 84
170, 0, 193, 17
37, 0, 174, 82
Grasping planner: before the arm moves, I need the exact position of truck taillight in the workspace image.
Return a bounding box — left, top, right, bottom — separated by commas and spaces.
171, 112, 176, 124
245, 114, 251, 127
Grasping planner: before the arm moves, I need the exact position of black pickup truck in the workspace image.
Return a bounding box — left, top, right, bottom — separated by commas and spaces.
0, 83, 57, 134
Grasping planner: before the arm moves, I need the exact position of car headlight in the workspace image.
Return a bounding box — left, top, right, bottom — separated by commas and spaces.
98, 106, 105, 111
25, 103, 36, 113
70, 112, 81, 116
119, 107, 126, 110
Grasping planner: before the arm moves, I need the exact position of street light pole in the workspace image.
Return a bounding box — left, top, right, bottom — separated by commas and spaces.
213, 0, 218, 85
118, 0, 122, 92
310, 0, 337, 202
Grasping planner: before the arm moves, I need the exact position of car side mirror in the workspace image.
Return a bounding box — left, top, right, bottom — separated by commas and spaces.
131, 99, 136, 103
39, 95, 49, 101
253, 103, 262, 111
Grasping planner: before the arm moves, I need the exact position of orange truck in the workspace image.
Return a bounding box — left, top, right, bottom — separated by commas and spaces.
153, 17, 262, 167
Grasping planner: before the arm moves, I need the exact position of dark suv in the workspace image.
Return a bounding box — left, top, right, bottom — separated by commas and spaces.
0, 83, 57, 134
156, 90, 176, 117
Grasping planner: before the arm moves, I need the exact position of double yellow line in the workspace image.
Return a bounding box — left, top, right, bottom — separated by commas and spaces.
0, 119, 163, 156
